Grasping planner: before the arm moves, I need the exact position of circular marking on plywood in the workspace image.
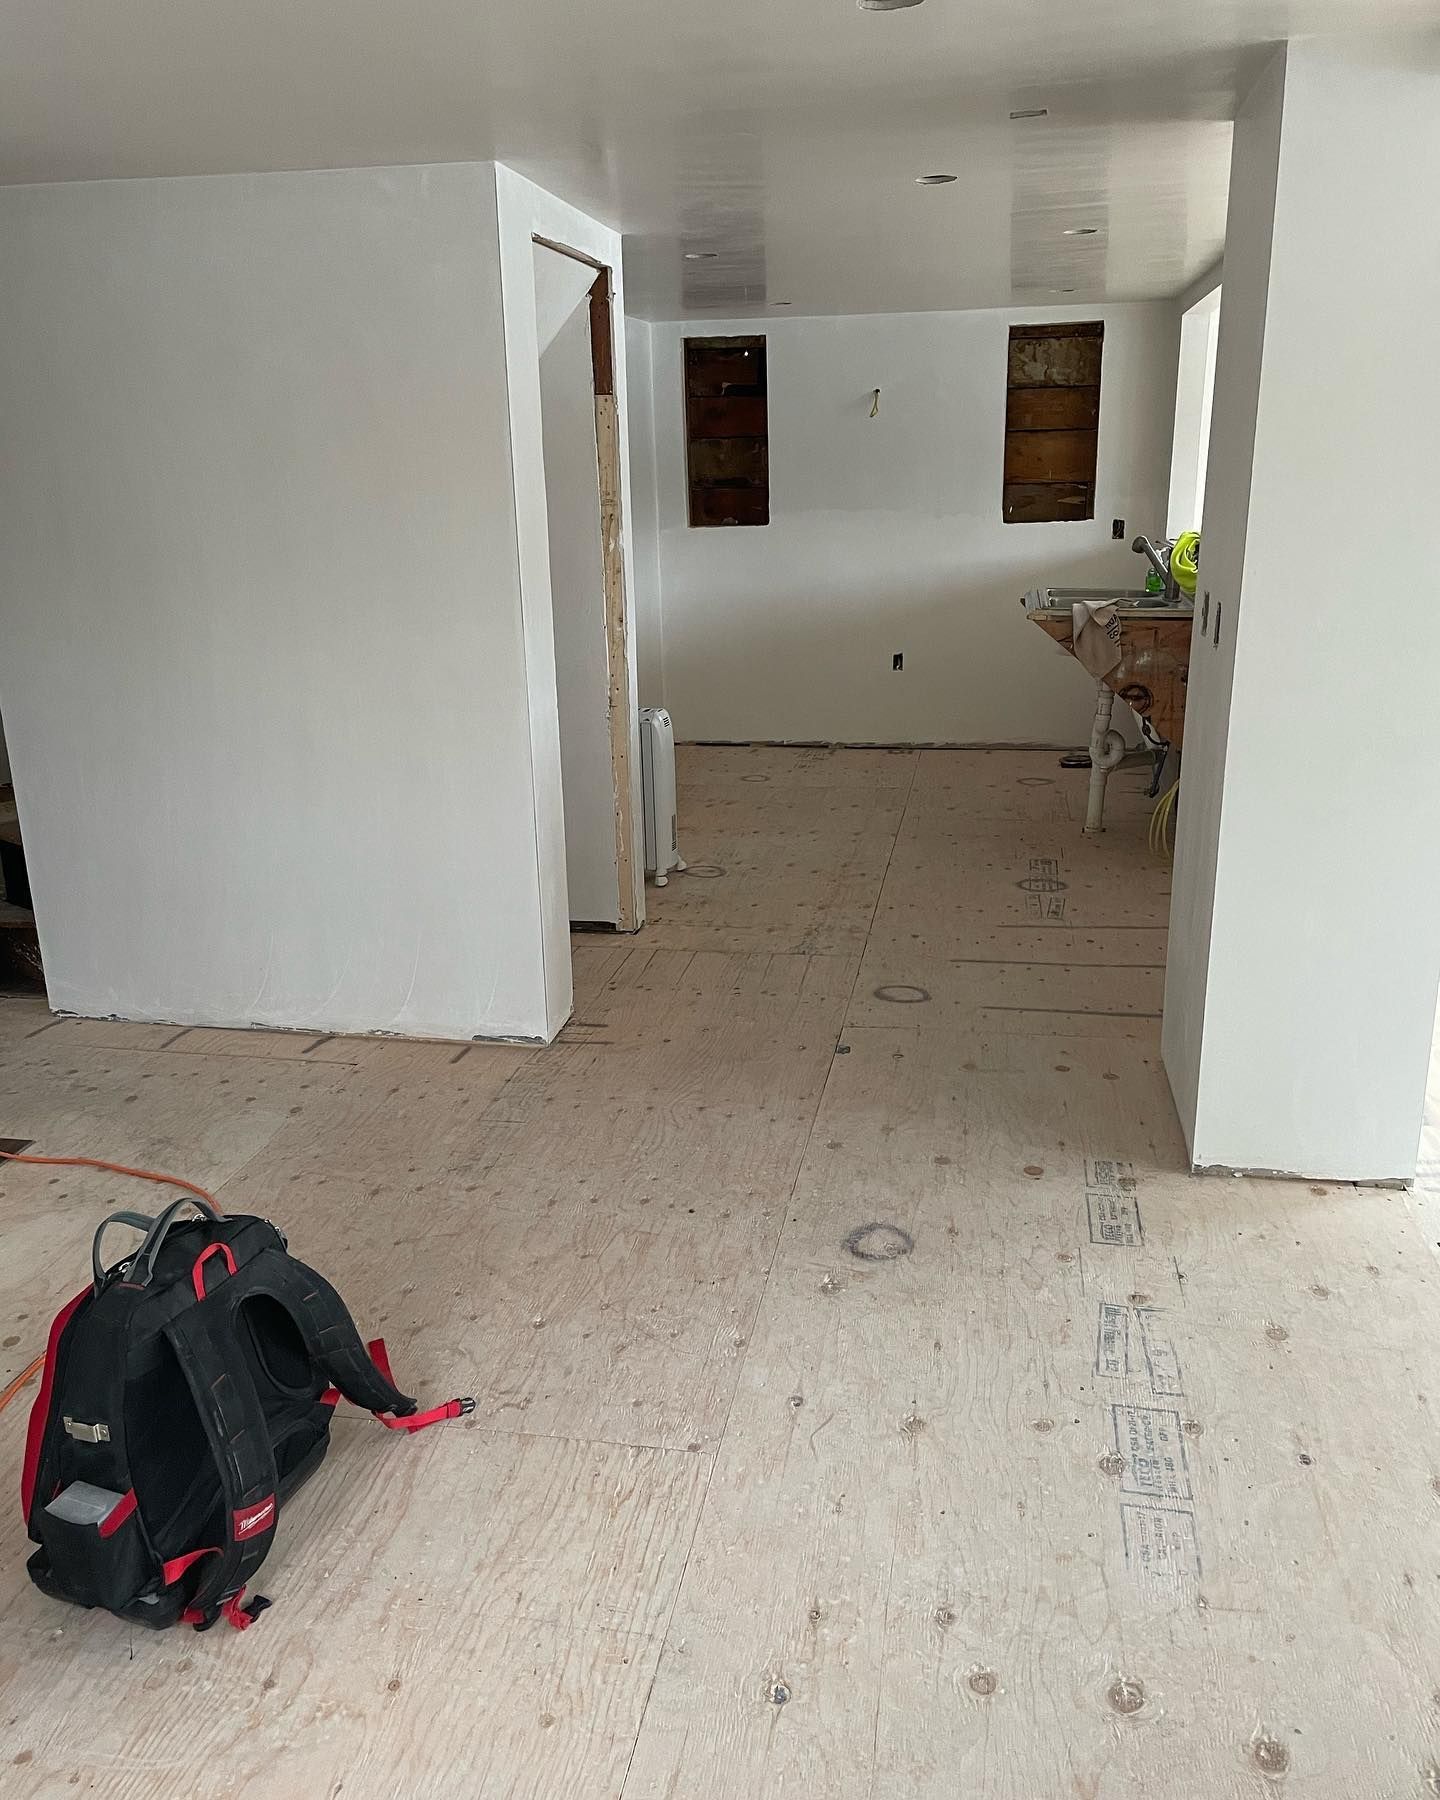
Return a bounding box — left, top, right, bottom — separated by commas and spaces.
768, 1680, 791, 1707
1107, 1675, 1146, 1715
844, 1221, 915, 1263
1250, 1735, 1289, 1777
741, 774, 769, 783
1098, 1451, 1126, 1478
681, 863, 726, 879
1017, 873, 1068, 893
968, 1667, 999, 1697
1266, 1324, 1289, 1344
1017, 776, 1054, 787
872, 983, 931, 1005
1030, 1417, 1055, 1435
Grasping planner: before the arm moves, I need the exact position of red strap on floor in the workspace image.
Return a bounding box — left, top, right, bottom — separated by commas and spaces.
179, 1586, 257, 1631
364, 1337, 472, 1431
373, 1397, 473, 1432
220, 1590, 257, 1631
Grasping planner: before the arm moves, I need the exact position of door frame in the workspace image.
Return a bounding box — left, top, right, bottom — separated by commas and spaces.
532, 233, 641, 932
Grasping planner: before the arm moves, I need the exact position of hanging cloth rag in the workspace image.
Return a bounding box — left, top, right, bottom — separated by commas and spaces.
1072, 600, 1123, 679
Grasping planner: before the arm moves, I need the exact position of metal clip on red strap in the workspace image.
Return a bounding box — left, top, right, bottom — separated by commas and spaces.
365, 1337, 474, 1433
180, 1588, 271, 1632
376, 1396, 476, 1432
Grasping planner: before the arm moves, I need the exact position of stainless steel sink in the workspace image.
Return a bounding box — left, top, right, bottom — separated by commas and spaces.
1023, 586, 1193, 617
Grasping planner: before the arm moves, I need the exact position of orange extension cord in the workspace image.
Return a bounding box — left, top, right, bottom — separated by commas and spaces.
0, 1152, 219, 1414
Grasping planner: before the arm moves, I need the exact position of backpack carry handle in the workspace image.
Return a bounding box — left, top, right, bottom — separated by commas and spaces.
91, 1211, 158, 1291
124, 1196, 225, 1291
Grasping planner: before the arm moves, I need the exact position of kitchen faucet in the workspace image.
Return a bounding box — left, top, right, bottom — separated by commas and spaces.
1132, 535, 1180, 601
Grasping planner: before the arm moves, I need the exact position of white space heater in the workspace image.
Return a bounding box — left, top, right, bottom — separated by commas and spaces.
639, 706, 685, 885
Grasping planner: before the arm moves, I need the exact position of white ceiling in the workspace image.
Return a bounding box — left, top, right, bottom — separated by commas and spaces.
0, 2, 1432, 319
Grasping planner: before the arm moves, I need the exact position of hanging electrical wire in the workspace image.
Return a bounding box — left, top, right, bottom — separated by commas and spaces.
1149, 780, 1180, 858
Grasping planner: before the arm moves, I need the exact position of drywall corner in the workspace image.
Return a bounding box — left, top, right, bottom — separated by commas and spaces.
494, 164, 645, 968
624, 316, 666, 709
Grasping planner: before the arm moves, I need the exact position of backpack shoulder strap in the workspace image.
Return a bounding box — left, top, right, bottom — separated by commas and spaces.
252, 1250, 419, 1418
161, 1304, 279, 1630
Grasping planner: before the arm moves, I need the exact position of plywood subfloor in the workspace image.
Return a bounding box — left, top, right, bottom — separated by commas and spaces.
4, 746, 1440, 1798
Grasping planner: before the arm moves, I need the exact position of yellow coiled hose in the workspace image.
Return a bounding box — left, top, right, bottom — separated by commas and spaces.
1171, 531, 1200, 597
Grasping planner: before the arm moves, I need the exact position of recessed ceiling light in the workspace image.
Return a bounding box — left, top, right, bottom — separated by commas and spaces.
683, 251, 718, 261
1009, 107, 1049, 121
1063, 226, 1099, 237
858, 0, 924, 9
771, 300, 793, 307
1050, 287, 1077, 294
915, 174, 958, 186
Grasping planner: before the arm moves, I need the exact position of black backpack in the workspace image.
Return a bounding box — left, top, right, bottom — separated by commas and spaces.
22, 1196, 472, 1633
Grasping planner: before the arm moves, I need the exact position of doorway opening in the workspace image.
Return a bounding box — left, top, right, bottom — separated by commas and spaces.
0, 699, 43, 991
531, 236, 640, 934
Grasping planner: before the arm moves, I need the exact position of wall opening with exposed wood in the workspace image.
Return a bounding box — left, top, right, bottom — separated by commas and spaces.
1002, 321, 1104, 523
684, 336, 770, 527
534, 242, 623, 928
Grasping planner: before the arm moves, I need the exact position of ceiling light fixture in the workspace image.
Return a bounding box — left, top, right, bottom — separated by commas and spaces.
1063, 226, 1099, 237
1009, 107, 1049, 121
1050, 287, 1077, 294
683, 251, 718, 261
771, 300, 793, 307
915, 174, 958, 186
858, 0, 924, 10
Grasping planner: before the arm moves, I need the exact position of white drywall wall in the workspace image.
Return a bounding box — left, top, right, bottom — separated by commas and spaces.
494, 166, 644, 974
1162, 53, 1285, 1153
624, 318, 666, 709
1164, 34, 1440, 1180
1166, 286, 1221, 538
645, 303, 1178, 745
533, 251, 595, 356
536, 253, 621, 924
0, 162, 612, 1041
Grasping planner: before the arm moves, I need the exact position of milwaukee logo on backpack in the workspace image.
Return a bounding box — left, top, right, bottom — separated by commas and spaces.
21, 1195, 473, 1634
234, 1499, 275, 1540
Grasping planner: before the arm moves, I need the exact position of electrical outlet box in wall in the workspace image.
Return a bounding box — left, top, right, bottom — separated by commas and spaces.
892, 652, 904, 671
1112, 518, 1126, 539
